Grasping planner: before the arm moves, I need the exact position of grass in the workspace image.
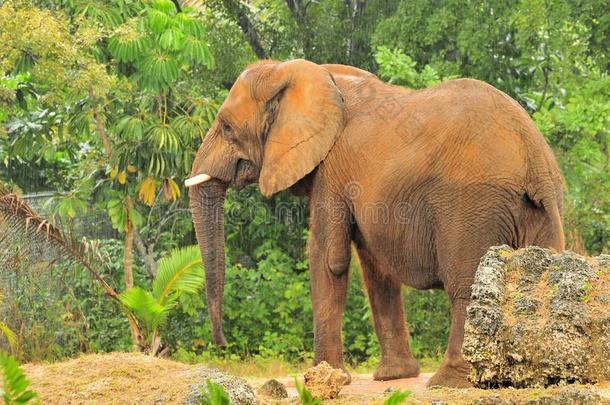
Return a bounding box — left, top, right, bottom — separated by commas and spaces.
173, 349, 443, 378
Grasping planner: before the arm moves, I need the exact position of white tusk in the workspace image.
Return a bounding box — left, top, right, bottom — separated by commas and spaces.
185, 173, 213, 187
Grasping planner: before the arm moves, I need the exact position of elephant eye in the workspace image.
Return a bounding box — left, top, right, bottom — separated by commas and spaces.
222, 122, 233, 135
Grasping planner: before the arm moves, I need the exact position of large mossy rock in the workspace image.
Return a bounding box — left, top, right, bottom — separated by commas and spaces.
463, 246, 610, 388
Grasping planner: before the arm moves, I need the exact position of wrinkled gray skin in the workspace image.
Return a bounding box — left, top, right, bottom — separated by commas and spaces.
188, 60, 565, 387
464, 246, 610, 388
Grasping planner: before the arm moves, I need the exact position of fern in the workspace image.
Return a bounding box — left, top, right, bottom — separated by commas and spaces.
0, 352, 38, 404
197, 379, 230, 405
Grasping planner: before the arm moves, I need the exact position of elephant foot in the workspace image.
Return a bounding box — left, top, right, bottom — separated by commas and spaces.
426, 361, 471, 388
374, 357, 420, 381
341, 367, 352, 385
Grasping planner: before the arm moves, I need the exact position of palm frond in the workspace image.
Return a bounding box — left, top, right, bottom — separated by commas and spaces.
119, 287, 169, 333
0, 184, 119, 302
152, 245, 204, 305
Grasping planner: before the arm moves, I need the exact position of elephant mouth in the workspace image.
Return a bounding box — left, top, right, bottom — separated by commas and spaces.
233, 159, 259, 191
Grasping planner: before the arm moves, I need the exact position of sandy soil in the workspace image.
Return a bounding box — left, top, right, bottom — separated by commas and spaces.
19, 353, 610, 404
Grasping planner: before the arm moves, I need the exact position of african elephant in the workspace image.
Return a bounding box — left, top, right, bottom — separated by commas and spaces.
186, 59, 564, 387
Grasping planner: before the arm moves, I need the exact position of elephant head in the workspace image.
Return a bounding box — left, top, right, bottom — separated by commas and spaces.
186, 59, 345, 345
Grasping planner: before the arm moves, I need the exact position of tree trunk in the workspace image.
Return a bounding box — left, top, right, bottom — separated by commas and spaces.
134, 229, 157, 277
284, 0, 314, 59
123, 197, 140, 350
221, 0, 268, 59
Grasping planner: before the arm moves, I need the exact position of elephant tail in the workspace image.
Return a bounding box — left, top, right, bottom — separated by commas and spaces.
524, 154, 565, 251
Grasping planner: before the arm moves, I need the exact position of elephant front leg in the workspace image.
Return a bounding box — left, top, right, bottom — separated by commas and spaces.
358, 249, 420, 380
308, 199, 351, 377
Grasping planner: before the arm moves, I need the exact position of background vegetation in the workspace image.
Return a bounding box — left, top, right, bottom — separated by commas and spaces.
0, 0, 608, 369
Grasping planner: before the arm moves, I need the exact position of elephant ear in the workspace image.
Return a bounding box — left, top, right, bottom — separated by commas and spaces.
258, 59, 345, 197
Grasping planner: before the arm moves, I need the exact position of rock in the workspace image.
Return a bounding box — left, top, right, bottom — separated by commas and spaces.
303, 361, 348, 400
471, 386, 601, 405
184, 366, 258, 405
547, 386, 601, 405
463, 246, 610, 388
470, 394, 517, 405
257, 379, 288, 399
153, 393, 170, 404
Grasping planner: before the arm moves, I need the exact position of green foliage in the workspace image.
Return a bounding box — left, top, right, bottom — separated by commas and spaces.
0, 352, 38, 404
294, 378, 321, 405
108, 0, 214, 91
383, 389, 412, 405
197, 379, 230, 405
534, 74, 610, 253
0, 296, 17, 354
375, 47, 447, 88
1, 0, 608, 374
119, 246, 204, 349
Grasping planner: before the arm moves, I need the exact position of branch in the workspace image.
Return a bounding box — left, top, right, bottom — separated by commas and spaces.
89, 88, 112, 158
221, 0, 268, 59
133, 228, 157, 278
285, 0, 308, 26
171, 0, 182, 13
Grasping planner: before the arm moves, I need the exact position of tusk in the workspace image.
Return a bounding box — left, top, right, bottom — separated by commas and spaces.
185, 173, 213, 187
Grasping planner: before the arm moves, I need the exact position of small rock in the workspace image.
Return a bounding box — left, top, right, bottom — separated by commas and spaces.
303, 361, 348, 400
470, 394, 517, 405
153, 393, 170, 404
257, 379, 288, 399
430, 400, 448, 405
383, 387, 397, 394
185, 366, 258, 405
552, 386, 600, 405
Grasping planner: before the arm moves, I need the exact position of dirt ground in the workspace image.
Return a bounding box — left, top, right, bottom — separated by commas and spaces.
20, 353, 610, 404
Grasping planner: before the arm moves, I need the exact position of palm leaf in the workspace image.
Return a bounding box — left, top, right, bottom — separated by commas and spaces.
138, 51, 179, 90
109, 32, 149, 63
119, 287, 169, 333
0, 353, 37, 404
0, 184, 121, 303
152, 245, 204, 306
180, 36, 214, 68
0, 321, 17, 352
152, 0, 178, 14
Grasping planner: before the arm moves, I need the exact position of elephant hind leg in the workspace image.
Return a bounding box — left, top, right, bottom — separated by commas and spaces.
357, 248, 420, 381
426, 286, 472, 388
429, 233, 506, 388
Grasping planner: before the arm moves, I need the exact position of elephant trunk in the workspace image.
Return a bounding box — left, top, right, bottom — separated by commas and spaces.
189, 179, 228, 346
